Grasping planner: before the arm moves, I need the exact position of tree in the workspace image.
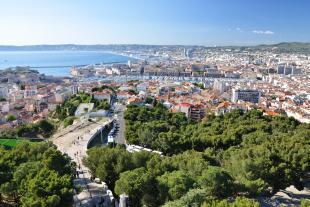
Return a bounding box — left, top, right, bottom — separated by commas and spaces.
83, 147, 133, 190
20, 168, 72, 207
114, 168, 152, 207
63, 116, 75, 127
0, 142, 74, 206
84, 107, 310, 206
197, 166, 235, 198
6, 114, 17, 122
43, 148, 74, 176
162, 188, 214, 207
157, 170, 193, 201
301, 199, 310, 207
37, 120, 54, 136
201, 197, 260, 207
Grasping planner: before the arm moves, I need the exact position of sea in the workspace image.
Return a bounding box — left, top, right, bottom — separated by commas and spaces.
0, 51, 133, 76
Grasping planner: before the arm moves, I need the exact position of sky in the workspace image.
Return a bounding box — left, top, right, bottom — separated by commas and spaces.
0, 0, 309, 46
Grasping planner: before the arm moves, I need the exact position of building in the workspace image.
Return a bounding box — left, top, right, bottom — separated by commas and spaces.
71, 85, 78, 94
24, 85, 37, 98
277, 64, 285, 74
178, 103, 191, 117
172, 103, 206, 122
284, 66, 292, 75
213, 80, 226, 94
54, 90, 71, 103
136, 82, 148, 92
74, 103, 94, 116
93, 90, 111, 103
232, 89, 261, 104
0, 86, 9, 99
0, 102, 9, 113
190, 105, 205, 122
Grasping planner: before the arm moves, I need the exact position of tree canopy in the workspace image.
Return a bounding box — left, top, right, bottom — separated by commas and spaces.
83, 105, 310, 206
0, 142, 75, 207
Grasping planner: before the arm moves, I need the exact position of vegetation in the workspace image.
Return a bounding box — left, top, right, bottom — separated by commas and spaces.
164, 196, 260, 207
0, 139, 24, 148
52, 93, 92, 121
124, 102, 190, 153
83, 103, 310, 206
0, 120, 55, 139
51, 91, 111, 127
6, 114, 17, 122
0, 142, 75, 207
301, 199, 310, 207
91, 98, 110, 111
193, 82, 205, 89
63, 116, 76, 128
16, 120, 55, 138
91, 84, 118, 94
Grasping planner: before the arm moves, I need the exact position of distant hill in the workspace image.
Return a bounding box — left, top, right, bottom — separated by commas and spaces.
0, 44, 196, 51
254, 42, 310, 53
0, 42, 309, 53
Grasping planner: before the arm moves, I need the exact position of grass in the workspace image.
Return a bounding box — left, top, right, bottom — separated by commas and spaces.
0, 139, 24, 147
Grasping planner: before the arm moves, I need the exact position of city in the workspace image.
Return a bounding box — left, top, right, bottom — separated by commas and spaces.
0, 1, 310, 207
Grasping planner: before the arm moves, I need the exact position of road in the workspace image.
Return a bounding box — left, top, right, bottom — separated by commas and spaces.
51, 118, 114, 207
112, 103, 126, 145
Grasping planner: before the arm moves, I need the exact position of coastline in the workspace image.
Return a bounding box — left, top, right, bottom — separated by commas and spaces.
0, 50, 139, 77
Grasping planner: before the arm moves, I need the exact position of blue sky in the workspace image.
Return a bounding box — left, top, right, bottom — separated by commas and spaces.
0, 0, 309, 46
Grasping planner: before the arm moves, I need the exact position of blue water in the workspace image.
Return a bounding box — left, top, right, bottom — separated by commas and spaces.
0, 51, 132, 76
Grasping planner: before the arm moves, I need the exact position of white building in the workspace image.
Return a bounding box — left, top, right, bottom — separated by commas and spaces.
71, 85, 78, 95
24, 85, 37, 98
136, 82, 148, 92
93, 91, 111, 102
75, 103, 94, 116
232, 88, 261, 104
0, 86, 9, 99
0, 102, 10, 113
213, 80, 226, 94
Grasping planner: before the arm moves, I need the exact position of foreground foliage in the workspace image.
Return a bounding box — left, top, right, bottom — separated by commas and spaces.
0, 119, 55, 139
83, 105, 310, 206
0, 142, 75, 207
51, 92, 111, 127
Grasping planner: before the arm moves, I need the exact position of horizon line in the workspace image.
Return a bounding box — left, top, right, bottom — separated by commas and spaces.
0, 41, 308, 48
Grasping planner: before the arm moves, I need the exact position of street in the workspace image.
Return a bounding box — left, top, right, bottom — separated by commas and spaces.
112, 103, 126, 145
51, 119, 114, 206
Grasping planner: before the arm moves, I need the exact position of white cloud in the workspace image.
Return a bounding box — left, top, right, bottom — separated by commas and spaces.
252, 30, 274, 35
235, 27, 244, 32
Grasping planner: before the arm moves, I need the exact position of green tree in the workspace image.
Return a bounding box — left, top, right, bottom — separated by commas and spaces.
83, 147, 133, 190
115, 167, 152, 207
301, 199, 310, 207
197, 166, 235, 198
0, 142, 74, 206
201, 197, 260, 207
157, 170, 193, 201
6, 114, 17, 122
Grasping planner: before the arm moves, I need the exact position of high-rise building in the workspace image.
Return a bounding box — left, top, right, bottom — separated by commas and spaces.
277, 65, 285, 74
139, 66, 144, 75
213, 80, 226, 94
232, 88, 261, 104
0, 86, 9, 99
284, 66, 292, 75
